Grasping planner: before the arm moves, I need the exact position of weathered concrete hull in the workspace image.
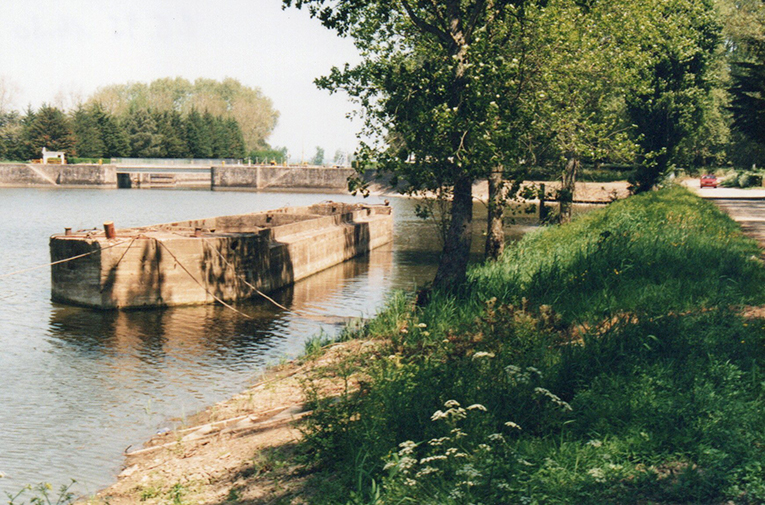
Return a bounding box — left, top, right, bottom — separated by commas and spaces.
50, 203, 393, 309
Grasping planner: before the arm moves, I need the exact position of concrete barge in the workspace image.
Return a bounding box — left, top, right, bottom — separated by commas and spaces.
50, 202, 393, 309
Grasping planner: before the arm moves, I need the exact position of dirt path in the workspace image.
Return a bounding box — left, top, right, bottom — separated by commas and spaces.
83, 342, 366, 505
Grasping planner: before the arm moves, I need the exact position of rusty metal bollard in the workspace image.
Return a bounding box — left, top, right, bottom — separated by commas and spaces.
104, 221, 116, 239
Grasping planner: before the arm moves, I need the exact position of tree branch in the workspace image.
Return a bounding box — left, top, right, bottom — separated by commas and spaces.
426, 0, 450, 33
399, 0, 453, 47
464, 0, 488, 41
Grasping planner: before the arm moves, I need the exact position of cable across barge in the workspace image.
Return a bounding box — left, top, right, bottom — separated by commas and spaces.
50, 202, 393, 309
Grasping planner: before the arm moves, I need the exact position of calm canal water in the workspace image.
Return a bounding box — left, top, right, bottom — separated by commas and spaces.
0, 188, 537, 497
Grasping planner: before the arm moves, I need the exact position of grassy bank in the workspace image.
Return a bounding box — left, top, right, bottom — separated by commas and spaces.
299, 186, 765, 504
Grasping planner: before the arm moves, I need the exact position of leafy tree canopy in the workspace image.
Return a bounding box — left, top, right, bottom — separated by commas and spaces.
286, 0, 543, 287
87, 77, 278, 151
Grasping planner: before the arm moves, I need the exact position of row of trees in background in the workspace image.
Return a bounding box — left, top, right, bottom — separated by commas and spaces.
0, 104, 247, 160
287, 0, 765, 289
0, 77, 281, 162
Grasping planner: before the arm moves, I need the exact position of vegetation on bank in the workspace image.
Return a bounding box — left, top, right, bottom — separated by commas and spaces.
296, 186, 765, 504
290, 0, 765, 288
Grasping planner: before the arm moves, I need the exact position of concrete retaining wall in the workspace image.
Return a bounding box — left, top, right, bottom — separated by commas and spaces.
0, 163, 117, 187
212, 165, 354, 191
1, 163, 356, 191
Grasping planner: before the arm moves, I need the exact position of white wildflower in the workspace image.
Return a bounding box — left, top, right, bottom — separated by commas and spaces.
457, 464, 482, 479
451, 428, 467, 438
505, 365, 521, 376
417, 323, 428, 328
472, 352, 495, 360
587, 439, 603, 448
467, 403, 487, 412
488, 433, 505, 443
587, 467, 606, 483
420, 455, 448, 464
431, 410, 448, 421
398, 456, 417, 472
428, 437, 450, 447
505, 421, 522, 430
534, 387, 573, 411
444, 399, 461, 408
398, 440, 417, 455
415, 466, 439, 478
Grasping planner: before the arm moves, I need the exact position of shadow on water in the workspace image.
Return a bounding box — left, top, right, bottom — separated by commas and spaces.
47, 242, 388, 365
47, 199, 542, 386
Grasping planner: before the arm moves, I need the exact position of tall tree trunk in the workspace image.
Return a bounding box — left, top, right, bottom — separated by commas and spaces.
485, 166, 505, 260
431, 6, 473, 290
559, 156, 579, 223
433, 175, 473, 290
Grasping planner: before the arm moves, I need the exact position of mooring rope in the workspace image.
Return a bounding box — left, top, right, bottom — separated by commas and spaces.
164, 229, 289, 312
0, 238, 132, 280
99, 237, 138, 293
201, 238, 290, 311
153, 238, 254, 320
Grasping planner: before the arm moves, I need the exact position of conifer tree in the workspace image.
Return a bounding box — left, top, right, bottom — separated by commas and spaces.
72, 105, 106, 158
185, 109, 212, 158
154, 110, 189, 158
126, 108, 161, 158
100, 108, 130, 158
21, 104, 76, 159
223, 118, 246, 158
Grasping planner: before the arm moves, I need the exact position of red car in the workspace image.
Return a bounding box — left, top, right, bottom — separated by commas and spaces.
700, 174, 718, 188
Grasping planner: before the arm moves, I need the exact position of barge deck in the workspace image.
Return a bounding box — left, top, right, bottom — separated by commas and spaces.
50, 202, 393, 309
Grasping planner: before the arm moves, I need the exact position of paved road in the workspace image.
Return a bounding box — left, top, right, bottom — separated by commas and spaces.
683, 181, 765, 245
710, 199, 765, 245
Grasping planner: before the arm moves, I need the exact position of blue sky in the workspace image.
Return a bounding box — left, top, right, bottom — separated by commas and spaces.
0, 0, 362, 161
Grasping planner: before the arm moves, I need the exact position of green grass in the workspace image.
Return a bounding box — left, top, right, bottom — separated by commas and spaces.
471, 185, 765, 322
296, 186, 765, 504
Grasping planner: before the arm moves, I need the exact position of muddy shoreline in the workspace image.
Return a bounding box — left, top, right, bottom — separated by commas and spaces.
85, 341, 368, 504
